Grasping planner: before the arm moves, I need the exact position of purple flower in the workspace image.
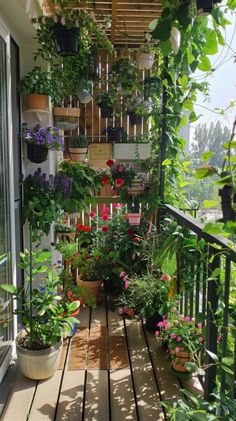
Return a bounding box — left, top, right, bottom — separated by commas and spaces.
22, 124, 63, 150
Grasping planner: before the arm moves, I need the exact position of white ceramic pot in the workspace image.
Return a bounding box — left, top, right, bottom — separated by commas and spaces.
137, 53, 154, 70
16, 331, 62, 380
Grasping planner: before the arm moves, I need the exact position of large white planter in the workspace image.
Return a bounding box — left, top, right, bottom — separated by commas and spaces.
16, 331, 62, 380
114, 143, 151, 161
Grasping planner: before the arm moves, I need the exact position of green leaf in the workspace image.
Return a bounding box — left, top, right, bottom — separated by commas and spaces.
0, 284, 17, 294
203, 200, 219, 208
197, 56, 212, 72
222, 357, 234, 366
227, 0, 236, 10
152, 21, 171, 41
206, 349, 219, 363
221, 364, 234, 375
184, 362, 198, 373
195, 165, 217, 179
188, 411, 215, 421
189, 111, 199, 122
173, 409, 186, 421
201, 151, 215, 162
183, 99, 193, 111
223, 141, 236, 149
149, 19, 158, 30
162, 159, 172, 166
203, 29, 218, 55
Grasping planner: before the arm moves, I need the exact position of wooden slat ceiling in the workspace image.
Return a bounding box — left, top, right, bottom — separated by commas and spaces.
42, 0, 162, 46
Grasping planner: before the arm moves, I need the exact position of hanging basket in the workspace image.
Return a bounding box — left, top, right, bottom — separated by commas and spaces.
126, 213, 141, 226
196, 0, 213, 15
53, 107, 80, 131
27, 143, 48, 163
52, 23, 79, 55
107, 126, 124, 142
128, 112, 142, 126
137, 53, 155, 70
128, 178, 144, 195
68, 147, 88, 162
101, 106, 113, 118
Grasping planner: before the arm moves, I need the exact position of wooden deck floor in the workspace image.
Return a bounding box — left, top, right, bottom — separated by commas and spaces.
0, 296, 202, 421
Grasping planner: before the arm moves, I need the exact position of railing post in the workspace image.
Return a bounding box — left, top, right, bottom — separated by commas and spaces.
159, 57, 168, 202
204, 247, 220, 401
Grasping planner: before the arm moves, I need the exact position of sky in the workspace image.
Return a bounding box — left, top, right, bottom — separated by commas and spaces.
190, 9, 236, 145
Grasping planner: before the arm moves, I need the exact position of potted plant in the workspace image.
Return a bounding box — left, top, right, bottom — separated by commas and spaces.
157, 309, 204, 377
95, 91, 115, 118
76, 79, 93, 104
127, 97, 152, 126
54, 223, 77, 240
110, 56, 139, 93
60, 269, 96, 309
126, 197, 141, 225
106, 125, 125, 142
127, 175, 145, 195
107, 160, 136, 197
67, 135, 89, 162
136, 44, 156, 70
0, 248, 80, 380
22, 124, 64, 163
18, 67, 52, 111
53, 107, 80, 131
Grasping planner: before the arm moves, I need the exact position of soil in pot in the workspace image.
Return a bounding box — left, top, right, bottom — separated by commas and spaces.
27, 143, 48, 163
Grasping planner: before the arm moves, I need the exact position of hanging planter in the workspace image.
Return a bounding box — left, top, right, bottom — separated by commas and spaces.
52, 23, 79, 55
96, 91, 115, 118
27, 143, 49, 164
127, 177, 144, 195
137, 52, 155, 70
101, 106, 113, 118
53, 107, 80, 131
128, 112, 142, 126
196, 0, 213, 15
126, 213, 141, 226
107, 126, 124, 143
219, 185, 236, 222
23, 94, 49, 112
77, 80, 93, 104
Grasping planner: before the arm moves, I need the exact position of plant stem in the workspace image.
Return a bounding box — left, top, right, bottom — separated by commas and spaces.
29, 224, 33, 347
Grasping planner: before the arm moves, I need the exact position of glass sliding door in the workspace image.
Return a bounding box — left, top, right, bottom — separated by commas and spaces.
0, 35, 13, 369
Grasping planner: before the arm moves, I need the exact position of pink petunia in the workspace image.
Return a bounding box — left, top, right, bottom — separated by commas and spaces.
176, 336, 182, 342
199, 336, 204, 343
154, 331, 160, 337
170, 333, 177, 339
102, 206, 110, 214
184, 316, 191, 323
197, 323, 203, 329
102, 214, 109, 221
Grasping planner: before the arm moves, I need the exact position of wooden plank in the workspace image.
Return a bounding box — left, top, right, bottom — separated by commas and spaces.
1, 372, 37, 421
84, 369, 109, 421
28, 371, 62, 421
145, 332, 181, 400
67, 327, 89, 370
58, 339, 69, 370
108, 309, 129, 369
56, 370, 85, 421
0, 363, 18, 417
125, 319, 165, 420
87, 325, 108, 369
110, 369, 137, 421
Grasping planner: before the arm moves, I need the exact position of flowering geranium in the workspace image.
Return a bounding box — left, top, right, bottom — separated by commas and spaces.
106, 160, 136, 194
22, 124, 63, 150
156, 308, 205, 371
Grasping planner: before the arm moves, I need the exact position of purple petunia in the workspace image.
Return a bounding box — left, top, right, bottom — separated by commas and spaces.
22, 124, 63, 151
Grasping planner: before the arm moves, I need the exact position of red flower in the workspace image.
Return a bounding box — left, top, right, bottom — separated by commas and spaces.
102, 225, 109, 233
113, 203, 124, 209
127, 229, 134, 236
102, 214, 109, 221
67, 291, 73, 298
89, 211, 95, 218
94, 255, 100, 261
77, 224, 85, 232
101, 175, 109, 185
116, 177, 124, 187
102, 206, 110, 214
84, 226, 91, 232
106, 159, 115, 167
133, 236, 141, 244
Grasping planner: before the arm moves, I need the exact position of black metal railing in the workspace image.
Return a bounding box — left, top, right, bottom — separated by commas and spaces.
164, 204, 236, 401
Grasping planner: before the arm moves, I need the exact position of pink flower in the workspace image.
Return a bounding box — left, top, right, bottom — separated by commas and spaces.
199, 336, 204, 343
161, 273, 171, 281
102, 214, 109, 221
89, 211, 95, 218
176, 336, 182, 342
124, 279, 129, 289
113, 203, 124, 209
175, 347, 180, 353
119, 271, 126, 278
102, 206, 110, 214
116, 177, 124, 187
184, 316, 191, 323
197, 323, 203, 329
154, 331, 160, 337
102, 225, 109, 233
165, 322, 171, 330
170, 333, 177, 339
173, 320, 179, 326
157, 321, 166, 327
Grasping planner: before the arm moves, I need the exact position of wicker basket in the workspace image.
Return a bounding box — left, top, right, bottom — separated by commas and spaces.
53, 107, 80, 131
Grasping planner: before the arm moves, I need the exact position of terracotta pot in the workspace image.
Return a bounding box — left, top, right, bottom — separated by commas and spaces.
77, 277, 102, 304
23, 93, 49, 111
170, 347, 191, 374
126, 213, 141, 226
68, 147, 88, 162
137, 53, 154, 70
16, 330, 62, 380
